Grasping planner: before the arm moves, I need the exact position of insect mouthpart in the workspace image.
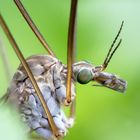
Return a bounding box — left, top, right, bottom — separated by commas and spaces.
93, 72, 127, 93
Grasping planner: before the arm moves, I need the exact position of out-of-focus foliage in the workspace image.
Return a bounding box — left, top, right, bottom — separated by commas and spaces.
0, 0, 140, 140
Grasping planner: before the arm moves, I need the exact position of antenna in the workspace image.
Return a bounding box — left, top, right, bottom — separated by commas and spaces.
102, 21, 124, 69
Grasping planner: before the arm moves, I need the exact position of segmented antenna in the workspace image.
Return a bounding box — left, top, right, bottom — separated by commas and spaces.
103, 21, 124, 69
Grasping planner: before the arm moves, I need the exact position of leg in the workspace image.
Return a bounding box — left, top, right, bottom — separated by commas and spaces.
65, 0, 78, 105
66, 98, 76, 128
14, 0, 55, 57
53, 64, 76, 127
0, 14, 61, 138
0, 37, 12, 104
0, 37, 12, 81
70, 98, 76, 118
0, 93, 9, 104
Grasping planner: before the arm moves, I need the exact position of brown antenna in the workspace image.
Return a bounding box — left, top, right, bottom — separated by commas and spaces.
102, 21, 124, 69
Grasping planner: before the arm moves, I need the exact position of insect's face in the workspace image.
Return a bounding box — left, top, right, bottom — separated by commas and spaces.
73, 61, 127, 93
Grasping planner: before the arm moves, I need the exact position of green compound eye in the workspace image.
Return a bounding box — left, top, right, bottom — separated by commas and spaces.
77, 68, 94, 84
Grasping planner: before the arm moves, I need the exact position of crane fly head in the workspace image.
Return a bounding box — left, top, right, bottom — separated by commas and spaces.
73, 61, 127, 93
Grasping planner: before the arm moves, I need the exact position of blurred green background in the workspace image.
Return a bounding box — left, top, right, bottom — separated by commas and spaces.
0, 0, 140, 140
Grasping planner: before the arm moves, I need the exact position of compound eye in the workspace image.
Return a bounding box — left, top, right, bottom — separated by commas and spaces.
77, 68, 93, 84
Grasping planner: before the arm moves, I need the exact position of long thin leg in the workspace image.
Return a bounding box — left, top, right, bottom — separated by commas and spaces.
14, 0, 55, 57
69, 98, 76, 118
65, 0, 78, 105
69, 0, 77, 119
0, 37, 12, 81
0, 32, 12, 104
0, 14, 60, 138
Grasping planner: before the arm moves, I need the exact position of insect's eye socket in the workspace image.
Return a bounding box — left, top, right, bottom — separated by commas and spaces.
77, 68, 93, 84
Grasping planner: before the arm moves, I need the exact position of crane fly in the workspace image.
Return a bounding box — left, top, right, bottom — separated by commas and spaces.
0, 0, 127, 140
